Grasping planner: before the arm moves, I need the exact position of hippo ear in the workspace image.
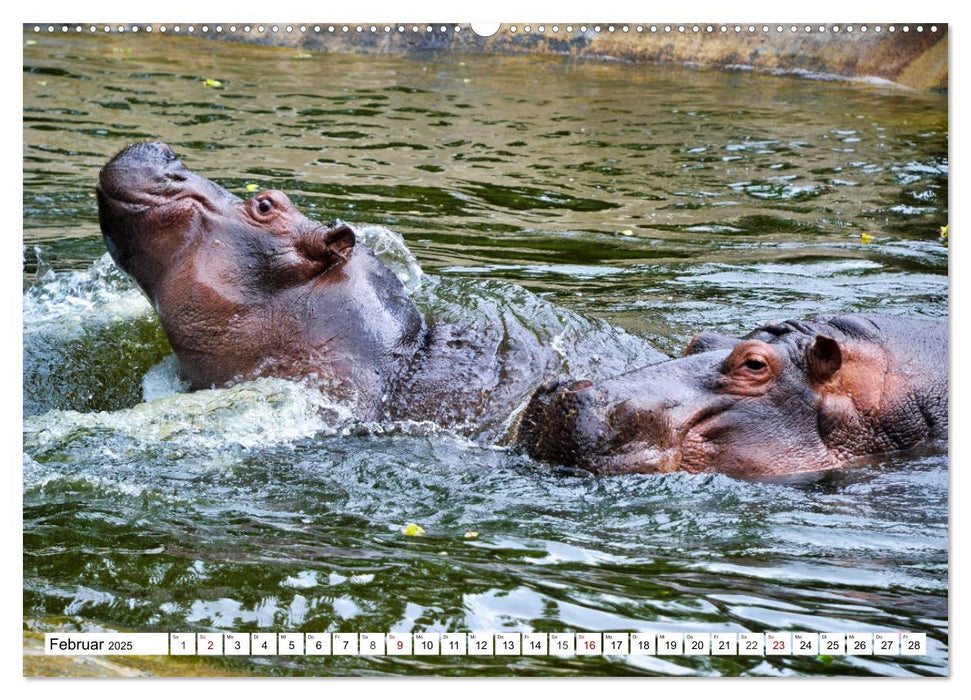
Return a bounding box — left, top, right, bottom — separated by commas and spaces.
300, 221, 356, 263
682, 332, 739, 357
322, 222, 356, 257
807, 335, 842, 384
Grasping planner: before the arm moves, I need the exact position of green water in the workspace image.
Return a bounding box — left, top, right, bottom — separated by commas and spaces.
23, 33, 948, 676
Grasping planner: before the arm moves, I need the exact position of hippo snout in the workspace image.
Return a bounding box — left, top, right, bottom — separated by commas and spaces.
106, 141, 177, 168
98, 142, 241, 219
100, 141, 177, 182
519, 374, 685, 475
97, 141, 186, 204
519, 377, 608, 470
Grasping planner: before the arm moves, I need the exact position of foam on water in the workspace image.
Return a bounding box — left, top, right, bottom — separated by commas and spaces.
24, 376, 358, 454
23, 251, 152, 330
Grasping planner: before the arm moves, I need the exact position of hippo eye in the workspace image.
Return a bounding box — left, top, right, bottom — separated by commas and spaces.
721, 341, 777, 395
258, 199, 273, 214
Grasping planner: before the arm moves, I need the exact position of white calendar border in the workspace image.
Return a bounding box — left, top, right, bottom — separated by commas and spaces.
9, 0, 963, 696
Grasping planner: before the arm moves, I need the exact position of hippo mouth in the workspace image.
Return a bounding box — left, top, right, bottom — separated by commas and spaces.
599, 399, 742, 474
519, 376, 741, 475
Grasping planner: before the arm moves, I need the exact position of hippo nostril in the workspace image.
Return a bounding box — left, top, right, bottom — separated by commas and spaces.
567, 379, 594, 392
104, 142, 180, 174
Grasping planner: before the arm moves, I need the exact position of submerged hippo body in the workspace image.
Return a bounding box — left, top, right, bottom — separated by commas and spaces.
518, 315, 947, 477
97, 142, 664, 437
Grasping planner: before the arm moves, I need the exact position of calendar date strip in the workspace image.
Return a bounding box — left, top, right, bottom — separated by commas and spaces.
45, 631, 927, 657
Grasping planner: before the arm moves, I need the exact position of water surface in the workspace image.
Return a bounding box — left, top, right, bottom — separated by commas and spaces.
23, 33, 948, 676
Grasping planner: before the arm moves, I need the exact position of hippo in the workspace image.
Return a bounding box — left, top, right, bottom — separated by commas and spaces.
518, 315, 947, 478
96, 142, 665, 438
97, 142, 424, 417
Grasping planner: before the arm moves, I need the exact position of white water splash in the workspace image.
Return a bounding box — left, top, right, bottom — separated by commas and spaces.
356, 224, 424, 293
142, 355, 189, 403
23, 251, 152, 330
25, 377, 358, 452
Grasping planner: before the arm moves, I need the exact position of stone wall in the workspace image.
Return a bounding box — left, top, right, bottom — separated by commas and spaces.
198, 23, 947, 92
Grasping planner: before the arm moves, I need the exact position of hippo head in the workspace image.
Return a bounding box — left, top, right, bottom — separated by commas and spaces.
519, 316, 943, 478
97, 142, 425, 411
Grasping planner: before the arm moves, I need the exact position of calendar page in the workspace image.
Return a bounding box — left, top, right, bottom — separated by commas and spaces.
21, 5, 949, 681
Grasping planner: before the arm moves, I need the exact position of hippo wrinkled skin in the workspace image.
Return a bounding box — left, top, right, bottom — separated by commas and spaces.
518, 315, 947, 477
96, 142, 664, 438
